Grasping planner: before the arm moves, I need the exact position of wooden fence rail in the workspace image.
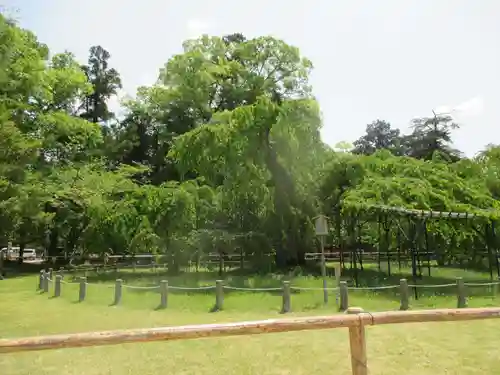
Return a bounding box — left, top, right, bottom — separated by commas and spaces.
1, 307, 500, 375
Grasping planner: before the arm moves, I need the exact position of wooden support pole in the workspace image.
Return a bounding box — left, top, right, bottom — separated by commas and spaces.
79, 277, 87, 302
400, 278, 409, 310
456, 277, 467, 308
319, 236, 329, 304
160, 280, 168, 309
347, 307, 368, 375
215, 280, 224, 311
54, 275, 62, 298
340, 281, 349, 311
114, 279, 122, 305
282, 281, 291, 313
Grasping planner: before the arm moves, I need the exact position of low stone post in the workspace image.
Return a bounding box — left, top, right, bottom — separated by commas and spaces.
282, 281, 291, 313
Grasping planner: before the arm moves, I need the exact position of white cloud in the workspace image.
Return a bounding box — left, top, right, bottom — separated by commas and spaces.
454, 96, 484, 117
433, 104, 452, 114
433, 96, 484, 118
186, 18, 211, 37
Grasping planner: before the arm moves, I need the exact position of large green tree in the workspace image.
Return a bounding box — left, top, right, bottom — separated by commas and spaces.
1, 10, 500, 274
79, 45, 122, 124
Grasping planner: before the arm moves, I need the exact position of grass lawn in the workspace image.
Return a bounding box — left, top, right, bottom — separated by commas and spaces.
1, 264, 500, 374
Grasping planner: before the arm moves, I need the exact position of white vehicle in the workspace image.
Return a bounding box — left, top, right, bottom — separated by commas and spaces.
22, 249, 37, 260
0, 247, 37, 261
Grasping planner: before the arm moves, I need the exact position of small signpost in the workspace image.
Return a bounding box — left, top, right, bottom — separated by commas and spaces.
314, 215, 329, 304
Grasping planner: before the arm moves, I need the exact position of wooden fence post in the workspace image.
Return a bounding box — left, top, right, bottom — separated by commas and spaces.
400, 278, 409, 310
38, 270, 44, 290
340, 281, 348, 311
282, 281, 291, 313
160, 280, 168, 309
43, 271, 50, 293
347, 307, 368, 375
79, 277, 87, 302
456, 277, 467, 308
114, 279, 122, 305
54, 275, 62, 297
215, 280, 224, 311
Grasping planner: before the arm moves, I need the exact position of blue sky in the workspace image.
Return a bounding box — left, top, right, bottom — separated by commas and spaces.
4, 0, 500, 156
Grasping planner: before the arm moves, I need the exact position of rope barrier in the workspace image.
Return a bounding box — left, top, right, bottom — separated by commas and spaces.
167, 285, 216, 290
224, 286, 282, 291
122, 285, 160, 290
464, 281, 500, 287
349, 285, 399, 291
408, 283, 456, 288
291, 286, 339, 291
40, 273, 500, 292
47, 278, 500, 291
60, 280, 79, 285
86, 282, 115, 288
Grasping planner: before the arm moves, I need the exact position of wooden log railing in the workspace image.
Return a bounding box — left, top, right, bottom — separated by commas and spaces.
1, 307, 500, 375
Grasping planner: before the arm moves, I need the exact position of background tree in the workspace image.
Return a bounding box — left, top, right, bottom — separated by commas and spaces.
407, 114, 461, 161
79, 45, 122, 124
352, 120, 403, 156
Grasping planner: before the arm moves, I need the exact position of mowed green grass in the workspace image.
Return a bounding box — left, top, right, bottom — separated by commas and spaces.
1, 265, 500, 375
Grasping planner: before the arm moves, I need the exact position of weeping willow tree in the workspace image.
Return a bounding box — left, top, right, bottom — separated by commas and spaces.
318, 149, 500, 270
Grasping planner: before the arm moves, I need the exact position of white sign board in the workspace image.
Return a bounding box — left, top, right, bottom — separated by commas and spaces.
314, 215, 329, 236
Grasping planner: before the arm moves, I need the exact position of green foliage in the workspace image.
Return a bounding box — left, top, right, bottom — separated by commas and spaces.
0, 14, 499, 272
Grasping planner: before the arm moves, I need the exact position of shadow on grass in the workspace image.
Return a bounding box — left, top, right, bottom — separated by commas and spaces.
1, 261, 46, 279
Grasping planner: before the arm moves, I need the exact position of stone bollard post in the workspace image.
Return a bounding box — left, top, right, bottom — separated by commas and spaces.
114, 279, 122, 305
399, 279, 409, 310
43, 271, 50, 293
215, 280, 224, 311
160, 280, 168, 309
54, 275, 62, 297
339, 281, 349, 311
79, 277, 87, 302
456, 277, 467, 308
282, 281, 291, 313
38, 270, 44, 290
